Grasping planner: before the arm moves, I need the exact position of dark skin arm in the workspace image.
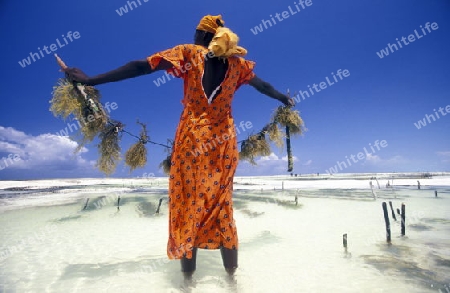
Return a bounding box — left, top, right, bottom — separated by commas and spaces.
249, 76, 295, 106
64, 59, 172, 86
65, 59, 295, 106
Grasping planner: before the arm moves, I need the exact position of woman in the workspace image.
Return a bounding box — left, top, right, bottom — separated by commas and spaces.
65, 15, 295, 275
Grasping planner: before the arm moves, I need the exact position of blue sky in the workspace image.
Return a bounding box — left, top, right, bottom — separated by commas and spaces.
0, 0, 449, 180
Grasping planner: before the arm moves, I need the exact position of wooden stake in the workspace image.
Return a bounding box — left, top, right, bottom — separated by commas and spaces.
286, 125, 293, 172
54, 53, 68, 70
382, 202, 391, 243
83, 198, 90, 210
401, 203, 406, 236
285, 90, 293, 173
389, 201, 397, 221
343, 233, 348, 249
156, 198, 163, 214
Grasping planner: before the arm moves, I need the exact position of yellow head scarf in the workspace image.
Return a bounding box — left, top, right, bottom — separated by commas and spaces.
197, 15, 247, 58
208, 27, 247, 58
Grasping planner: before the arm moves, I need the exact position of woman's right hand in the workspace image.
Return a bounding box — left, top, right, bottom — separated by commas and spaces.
64, 67, 91, 85
278, 94, 295, 107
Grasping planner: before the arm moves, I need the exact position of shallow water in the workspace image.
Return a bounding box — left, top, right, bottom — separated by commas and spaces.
0, 179, 449, 293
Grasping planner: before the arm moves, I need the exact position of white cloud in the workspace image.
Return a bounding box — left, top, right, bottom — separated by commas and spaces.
363, 154, 406, 167
237, 152, 299, 175
365, 154, 381, 163
436, 151, 450, 163
0, 126, 97, 178
256, 152, 280, 162
302, 159, 312, 166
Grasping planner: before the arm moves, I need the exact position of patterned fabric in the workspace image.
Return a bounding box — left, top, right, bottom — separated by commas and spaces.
196, 15, 224, 34
147, 44, 255, 259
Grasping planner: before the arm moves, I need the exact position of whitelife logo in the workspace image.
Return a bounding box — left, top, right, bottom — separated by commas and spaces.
18, 31, 81, 68
376, 22, 439, 59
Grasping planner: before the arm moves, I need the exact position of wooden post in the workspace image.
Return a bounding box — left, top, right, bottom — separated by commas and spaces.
389, 201, 397, 221
286, 125, 293, 172
285, 90, 294, 173
117, 195, 121, 211
343, 233, 348, 249
54, 54, 68, 70
435, 190, 438, 198
401, 203, 406, 236
83, 198, 90, 210
156, 198, 163, 214
382, 202, 391, 243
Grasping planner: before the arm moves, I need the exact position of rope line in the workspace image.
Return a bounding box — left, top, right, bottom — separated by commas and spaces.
105, 121, 172, 149
107, 119, 272, 149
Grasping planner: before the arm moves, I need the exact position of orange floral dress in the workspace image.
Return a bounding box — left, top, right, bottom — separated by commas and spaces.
148, 44, 255, 259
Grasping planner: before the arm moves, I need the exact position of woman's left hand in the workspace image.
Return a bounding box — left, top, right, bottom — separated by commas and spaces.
281, 95, 295, 107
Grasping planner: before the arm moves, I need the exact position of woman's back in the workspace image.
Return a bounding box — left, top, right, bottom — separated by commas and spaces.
203, 56, 229, 101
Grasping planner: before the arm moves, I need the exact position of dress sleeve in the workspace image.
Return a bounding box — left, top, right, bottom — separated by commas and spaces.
147, 45, 188, 79
236, 58, 256, 89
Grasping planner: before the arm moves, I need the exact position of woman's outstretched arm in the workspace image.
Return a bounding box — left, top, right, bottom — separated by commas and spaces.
249, 75, 295, 107
64, 59, 173, 86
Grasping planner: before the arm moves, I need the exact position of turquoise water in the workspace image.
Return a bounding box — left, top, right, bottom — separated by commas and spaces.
0, 179, 449, 292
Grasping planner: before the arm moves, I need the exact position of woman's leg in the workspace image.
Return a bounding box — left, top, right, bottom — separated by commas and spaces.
181, 247, 198, 274
220, 247, 238, 274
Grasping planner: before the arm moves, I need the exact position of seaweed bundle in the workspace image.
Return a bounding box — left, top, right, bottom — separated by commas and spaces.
238, 93, 306, 172
159, 155, 172, 175
272, 105, 305, 136
50, 78, 83, 120
265, 122, 284, 148
50, 54, 157, 176
97, 121, 123, 175
159, 139, 173, 175
239, 133, 271, 165
272, 104, 306, 172
125, 121, 149, 172
50, 55, 109, 151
